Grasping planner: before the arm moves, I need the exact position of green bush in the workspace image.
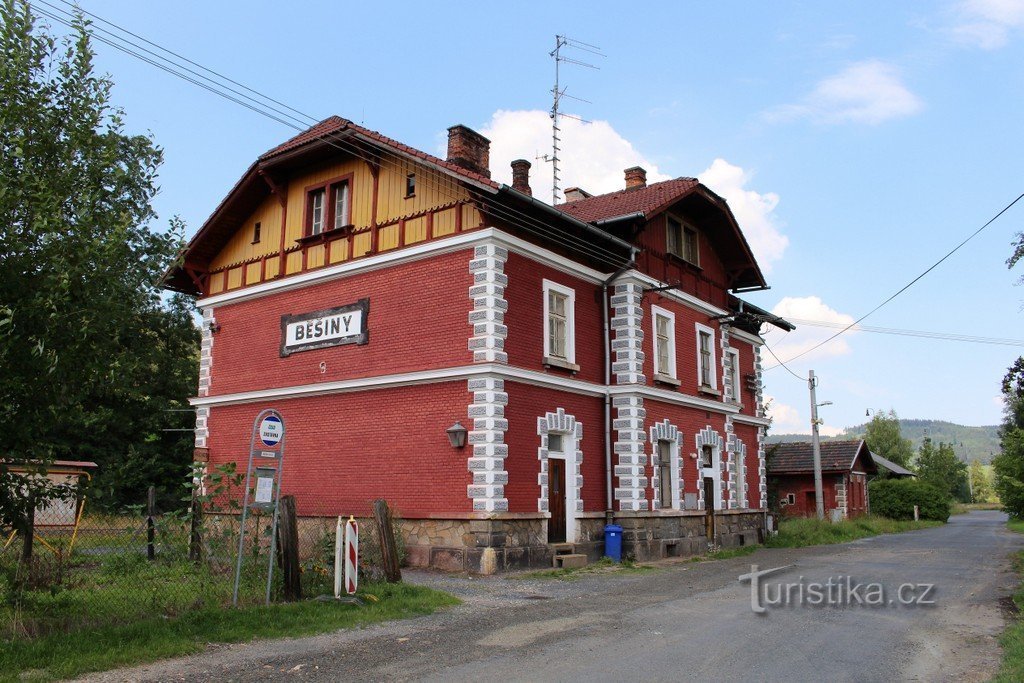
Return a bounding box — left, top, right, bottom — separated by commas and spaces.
869, 478, 950, 521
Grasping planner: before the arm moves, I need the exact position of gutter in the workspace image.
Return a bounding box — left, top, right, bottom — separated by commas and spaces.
498, 184, 636, 253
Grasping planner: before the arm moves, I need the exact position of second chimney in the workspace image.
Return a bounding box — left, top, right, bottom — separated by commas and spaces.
511, 159, 532, 196
447, 125, 491, 178
625, 166, 647, 190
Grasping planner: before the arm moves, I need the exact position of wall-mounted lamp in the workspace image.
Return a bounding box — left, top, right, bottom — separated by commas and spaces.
208, 321, 221, 334
446, 421, 468, 449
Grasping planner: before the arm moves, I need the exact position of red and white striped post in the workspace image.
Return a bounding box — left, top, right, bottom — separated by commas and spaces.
344, 516, 359, 595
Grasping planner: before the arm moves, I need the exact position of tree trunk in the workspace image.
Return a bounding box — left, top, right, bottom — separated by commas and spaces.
277, 495, 301, 601
373, 499, 402, 583
188, 494, 203, 563
20, 493, 34, 568
146, 485, 156, 561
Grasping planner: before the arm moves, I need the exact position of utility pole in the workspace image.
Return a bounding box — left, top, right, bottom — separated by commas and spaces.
809, 370, 825, 521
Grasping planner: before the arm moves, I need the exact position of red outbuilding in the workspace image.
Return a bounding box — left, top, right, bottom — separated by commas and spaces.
166, 116, 793, 571
768, 440, 878, 520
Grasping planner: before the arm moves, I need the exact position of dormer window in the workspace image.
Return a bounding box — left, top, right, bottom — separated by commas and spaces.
305, 177, 351, 237
666, 216, 699, 266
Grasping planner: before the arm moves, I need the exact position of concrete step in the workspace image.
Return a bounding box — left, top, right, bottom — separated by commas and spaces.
553, 553, 588, 569
550, 543, 575, 555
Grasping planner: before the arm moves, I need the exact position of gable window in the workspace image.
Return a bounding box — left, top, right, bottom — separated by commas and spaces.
305, 177, 352, 237
726, 349, 741, 402
405, 173, 416, 198
543, 280, 577, 370
252, 221, 261, 244
651, 305, 678, 384
666, 216, 699, 266
695, 323, 717, 391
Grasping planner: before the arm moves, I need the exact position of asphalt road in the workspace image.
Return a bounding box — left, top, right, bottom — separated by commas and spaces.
87, 510, 1024, 683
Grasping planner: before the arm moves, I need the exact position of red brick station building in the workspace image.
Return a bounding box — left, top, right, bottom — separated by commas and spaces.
165, 116, 793, 572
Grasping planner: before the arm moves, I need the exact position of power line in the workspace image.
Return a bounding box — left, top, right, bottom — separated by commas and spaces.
32, 2, 634, 270
765, 190, 1024, 370
777, 317, 1024, 347
761, 341, 804, 382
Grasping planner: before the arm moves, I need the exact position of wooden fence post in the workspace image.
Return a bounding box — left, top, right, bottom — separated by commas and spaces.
20, 493, 35, 567
188, 495, 203, 563
277, 495, 301, 601
373, 499, 402, 583
146, 486, 156, 561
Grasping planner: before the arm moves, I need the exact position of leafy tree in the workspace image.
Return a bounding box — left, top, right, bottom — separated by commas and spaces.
968, 460, 995, 504
868, 478, 950, 522
0, 0, 196, 537
864, 410, 914, 468
915, 438, 970, 503
994, 362, 1024, 516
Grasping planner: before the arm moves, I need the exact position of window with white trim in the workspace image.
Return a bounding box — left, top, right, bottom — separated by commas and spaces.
651, 305, 676, 380
657, 439, 673, 509
726, 348, 741, 402
695, 323, 717, 390
543, 280, 576, 367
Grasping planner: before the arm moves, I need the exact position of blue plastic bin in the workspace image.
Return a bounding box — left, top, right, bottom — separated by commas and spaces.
604, 524, 623, 562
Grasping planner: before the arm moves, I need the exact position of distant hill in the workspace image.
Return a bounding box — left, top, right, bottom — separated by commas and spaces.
767, 420, 1000, 463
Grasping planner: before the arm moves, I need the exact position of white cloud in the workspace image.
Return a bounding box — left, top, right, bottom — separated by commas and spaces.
699, 159, 788, 272
763, 296, 857, 364
479, 109, 671, 203
950, 0, 1024, 48
766, 396, 843, 436
766, 60, 923, 125
478, 109, 789, 272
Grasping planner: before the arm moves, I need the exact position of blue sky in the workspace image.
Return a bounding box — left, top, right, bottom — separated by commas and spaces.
50, 0, 1024, 442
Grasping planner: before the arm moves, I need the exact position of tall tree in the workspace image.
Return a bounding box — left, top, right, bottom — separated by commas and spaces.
864, 410, 915, 468
968, 460, 995, 504
994, 361, 1024, 516
0, 0, 196, 528
916, 438, 970, 503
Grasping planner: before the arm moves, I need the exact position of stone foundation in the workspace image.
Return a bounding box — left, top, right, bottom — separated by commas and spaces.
616, 510, 765, 561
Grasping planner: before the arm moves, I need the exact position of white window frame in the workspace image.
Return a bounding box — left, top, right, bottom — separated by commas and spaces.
695, 322, 718, 390
655, 438, 681, 510
543, 279, 576, 366
726, 348, 741, 402
651, 305, 677, 380
544, 427, 578, 543
700, 443, 723, 510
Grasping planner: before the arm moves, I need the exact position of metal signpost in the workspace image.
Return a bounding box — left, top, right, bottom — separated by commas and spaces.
232, 409, 287, 606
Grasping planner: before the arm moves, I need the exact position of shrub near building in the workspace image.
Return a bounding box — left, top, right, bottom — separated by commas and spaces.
868, 478, 951, 522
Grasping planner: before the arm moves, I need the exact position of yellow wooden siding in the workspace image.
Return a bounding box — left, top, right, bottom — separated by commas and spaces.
405, 216, 427, 244
433, 207, 456, 236
284, 159, 373, 243
209, 275, 225, 295
352, 231, 371, 257
285, 252, 302, 274
265, 256, 280, 279
329, 240, 349, 264
209, 196, 282, 271
245, 263, 261, 284
378, 224, 399, 251
227, 267, 243, 289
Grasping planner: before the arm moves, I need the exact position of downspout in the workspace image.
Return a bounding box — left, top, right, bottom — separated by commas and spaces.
603, 247, 639, 523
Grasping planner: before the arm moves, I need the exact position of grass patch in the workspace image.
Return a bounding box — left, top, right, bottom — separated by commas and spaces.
0, 582, 459, 682
953, 502, 1002, 515
689, 545, 759, 562
995, 520, 1024, 682
522, 557, 656, 581
766, 515, 943, 549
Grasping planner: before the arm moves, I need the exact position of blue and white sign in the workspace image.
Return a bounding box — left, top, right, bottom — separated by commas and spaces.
259, 415, 283, 447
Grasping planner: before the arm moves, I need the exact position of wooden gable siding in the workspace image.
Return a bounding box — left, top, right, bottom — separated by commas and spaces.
635, 213, 731, 309
205, 156, 482, 296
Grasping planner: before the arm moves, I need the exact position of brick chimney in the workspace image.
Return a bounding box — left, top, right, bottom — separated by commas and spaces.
625, 166, 647, 190
446, 125, 491, 178
563, 187, 592, 203
510, 159, 532, 196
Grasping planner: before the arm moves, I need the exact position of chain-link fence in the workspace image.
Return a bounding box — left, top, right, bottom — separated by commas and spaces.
1, 470, 404, 641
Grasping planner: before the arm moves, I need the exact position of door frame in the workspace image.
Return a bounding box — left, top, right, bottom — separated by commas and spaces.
546, 441, 576, 543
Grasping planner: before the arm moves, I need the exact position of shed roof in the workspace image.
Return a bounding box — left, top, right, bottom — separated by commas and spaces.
870, 452, 917, 477
768, 440, 877, 475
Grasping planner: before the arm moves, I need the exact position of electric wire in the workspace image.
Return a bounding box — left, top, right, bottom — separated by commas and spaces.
32, 2, 634, 270
779, 317, 1024, 347
765, 190, 1024, 371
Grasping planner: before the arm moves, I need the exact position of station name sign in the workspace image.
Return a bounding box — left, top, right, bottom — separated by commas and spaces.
280, 298, 369, 357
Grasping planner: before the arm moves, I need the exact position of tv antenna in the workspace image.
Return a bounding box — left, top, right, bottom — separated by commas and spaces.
539, 35, 603, 205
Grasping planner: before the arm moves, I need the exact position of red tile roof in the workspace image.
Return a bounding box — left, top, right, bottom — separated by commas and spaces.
558, 178, 700, 223
261, 116, 499, 190
767, 440, 877, 474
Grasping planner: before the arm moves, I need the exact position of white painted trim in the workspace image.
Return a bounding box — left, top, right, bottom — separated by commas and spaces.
618, 272, 729, 317
650, 305, 677, 379
542, 279, 577, 365
607, 383, 737, 413
729, 328, 763, 347
731, 413, 772, 427
198, 228, 611, 309
651, 430, 681, 510
695, 322, 718, 391
726, 348, 741, 402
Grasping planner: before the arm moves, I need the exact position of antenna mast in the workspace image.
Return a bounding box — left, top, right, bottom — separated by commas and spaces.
541, 35, 603, 205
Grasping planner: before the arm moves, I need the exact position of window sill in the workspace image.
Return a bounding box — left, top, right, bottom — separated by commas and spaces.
698, 385, 721, 397
296, 224, 355, 245
666, 252, 703, 271
250, 240, 261, 245
544, 356, 580, 373
654, 373, 681, 387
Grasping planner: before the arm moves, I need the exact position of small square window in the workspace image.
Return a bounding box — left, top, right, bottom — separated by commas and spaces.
405, 173, 416, 198
252, 221, 261, 244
